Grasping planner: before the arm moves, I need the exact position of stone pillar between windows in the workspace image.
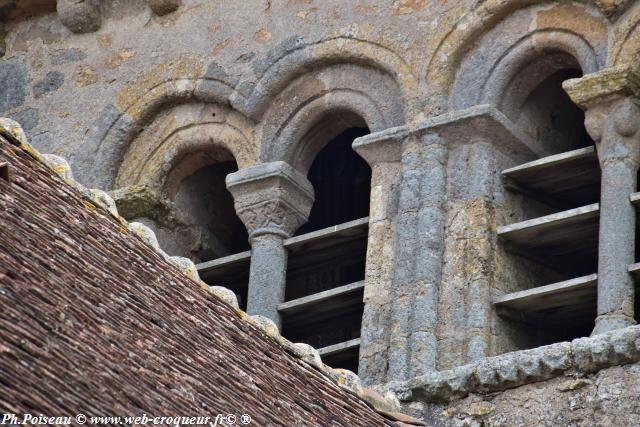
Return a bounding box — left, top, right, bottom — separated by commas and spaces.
385, 106, 538, 381
352, 127, 403, 386
226, 161, 314, 328
564, 61, 640, 335
421, 106, 536, 371
387, 124, 448, 382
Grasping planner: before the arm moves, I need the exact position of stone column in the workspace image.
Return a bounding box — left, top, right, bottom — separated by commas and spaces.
420, 106, 536, 371
564, 61, 640, 335
226, 161, 314, 328
352, 127, 403, 385
387, 125, 448, 381
386, 106, 538, 380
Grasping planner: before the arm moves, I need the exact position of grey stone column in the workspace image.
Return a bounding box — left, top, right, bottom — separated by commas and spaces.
387, 125, 448, 382
564, 61, 640, 335
386, 106, 538, 381
420, 106, 536, 370
226, 161, 314, 328
352, 127, 403, 385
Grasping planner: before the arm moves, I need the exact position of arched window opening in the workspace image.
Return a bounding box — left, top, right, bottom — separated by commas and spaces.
281, 126, 371, 373
297, 127, 371, 234
170, 161, 249, 260
497, 58, 601, 349
516, 68, 593, 156
166, 151, 251, 311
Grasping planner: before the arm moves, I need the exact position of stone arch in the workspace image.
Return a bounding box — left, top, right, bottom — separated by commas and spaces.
609, 2, 640, 66
257, 62, 405, 174
112, 101, 254, 264
446, 2, 607, 155
78, 57, 248, 189
424, 1, 609, 115
231, 36, 418, 123
479, 30, 598, 111
115, 103, 255, 192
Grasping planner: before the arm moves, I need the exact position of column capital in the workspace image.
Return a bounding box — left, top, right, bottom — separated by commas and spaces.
564, 61, 640, 166
563, 61, 640, 111
226, 161, 314, 239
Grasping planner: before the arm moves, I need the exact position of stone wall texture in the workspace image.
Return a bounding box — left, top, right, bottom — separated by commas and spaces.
3, 0, 640, 424
416, 361, 640, 426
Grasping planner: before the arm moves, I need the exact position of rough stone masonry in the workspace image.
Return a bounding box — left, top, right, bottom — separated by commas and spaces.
2, 0, 640, 425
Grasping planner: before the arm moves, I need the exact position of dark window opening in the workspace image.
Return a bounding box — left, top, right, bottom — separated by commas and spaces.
282, 126, 371, 373
499, 65, 601, 349
297, 127, 371, 235
176, 160, 250, 311
520, 69, 593, 155
174, 161, 249, 260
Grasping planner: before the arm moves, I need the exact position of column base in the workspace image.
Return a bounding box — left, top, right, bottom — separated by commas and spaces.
592, 314, 636, 336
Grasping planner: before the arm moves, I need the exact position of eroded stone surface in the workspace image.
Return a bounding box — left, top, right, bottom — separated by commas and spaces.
57, 0, 102, 34
424, 362, 640, 426
0, 56, 26, 110
3, 1, 640, 424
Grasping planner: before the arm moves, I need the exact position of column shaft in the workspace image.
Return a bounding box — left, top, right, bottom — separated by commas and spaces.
389, 133, 447, 381
246, 233, 288, 327
359, 161, 401, 385
226, 161, 314, 329
563, 65, 640, 335
594, 160, 637, 333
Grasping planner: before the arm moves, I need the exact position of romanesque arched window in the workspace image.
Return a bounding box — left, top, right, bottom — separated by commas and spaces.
280, 123, 371, 372
496, 53, 601, 346
172, 154, 251, 309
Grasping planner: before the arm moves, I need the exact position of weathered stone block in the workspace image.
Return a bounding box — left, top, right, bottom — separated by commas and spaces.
33, 71, 64, 98
148, 0, 181, 16
49, 48, 87, 65
9, 108, 38, 132
57, 0, 102, 34
0, 55, 26, 111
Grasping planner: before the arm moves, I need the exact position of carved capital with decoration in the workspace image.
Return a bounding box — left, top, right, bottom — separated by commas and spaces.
226, 161, 315, 239
564, 60, 640, 166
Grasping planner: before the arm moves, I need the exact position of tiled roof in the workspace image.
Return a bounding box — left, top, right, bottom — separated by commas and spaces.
0, 121, 423, 426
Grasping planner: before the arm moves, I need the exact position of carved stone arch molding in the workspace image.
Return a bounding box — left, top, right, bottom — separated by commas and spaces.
257, 62, 406, 174
450, 3, 606, 111
115, 102, 255, 195
424, 1, 611, 116
77, 58, 251, 189
230, 36, 418, 124
609, 2, 640, 66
